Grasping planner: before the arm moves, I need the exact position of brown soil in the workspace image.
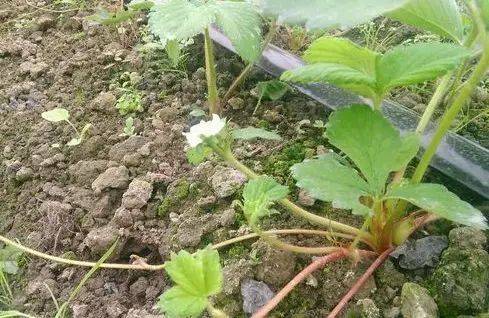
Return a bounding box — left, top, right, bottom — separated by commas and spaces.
0, 1, 483, 318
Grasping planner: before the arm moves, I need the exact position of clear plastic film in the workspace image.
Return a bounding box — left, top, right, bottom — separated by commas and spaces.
210, 28, 489, 200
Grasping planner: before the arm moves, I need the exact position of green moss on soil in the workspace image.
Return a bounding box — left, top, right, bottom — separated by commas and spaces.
157, 179, 190, 217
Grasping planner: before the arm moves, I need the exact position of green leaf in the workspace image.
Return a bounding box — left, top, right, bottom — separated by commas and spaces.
478, 0, 489, 29
88, 7, 135, 25
256, 80, 289, 101
165, 39, 183, 67
212, 1, 263, 62
242, 176, 288, 225
165, 249, 222, 296
258, 0, 407, 30
291, 155, 372, 216
282, 63, 378, 98
325, 105, 420, 194
281, 37, 378, 98
388, 0, 464, 43
385, 183, 488, 230
283, 38, 469, 100
233, 127, 282, 141
157, 286, 208, 318
377, 43, 470, 93
0, 246, 23, 275
303, 37, 379, 75
148, 0, 262, 62
158, 249, 222, 317
148, 0, 216, 46
41, 108, 69, 122
186, 144, 213, 165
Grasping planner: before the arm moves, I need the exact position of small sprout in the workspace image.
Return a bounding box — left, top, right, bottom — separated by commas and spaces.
157, 248, 227, 318
253, 80, 290, 115
67, 123, 92, 146
120, 117, 136, 137
41, 108, 91, 147
116, 88, 143, 115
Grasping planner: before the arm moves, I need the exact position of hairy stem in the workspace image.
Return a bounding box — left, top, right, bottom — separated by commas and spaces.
0, 230, 354, 271
257, 229, 342, 255
252, 249, 350, 318
411, 40, 489, 184
223, 63, 253, 103
327, 247, 394, 318
416, 74, 453, 134
220, 150, 372, 241
65, 120, 80, 138
223, 21, 278, 103
204, 27, 220, 115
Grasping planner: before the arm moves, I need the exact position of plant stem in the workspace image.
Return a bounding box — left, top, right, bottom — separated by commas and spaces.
0, 230, 356, 271
223, 21, 278, 103
416, 74, 453, 134
372, 94, 383, 111
327, 247, 394, 318
411, 39, 489, 184
65, 120, 80, 138
252, 249, 350, 318
0, 235, 164, 270
204, 27, 220, 115
257, 229, 342, 255
224, 63, 253, 103
220, 150, 372, 241
207, 303, 229, 318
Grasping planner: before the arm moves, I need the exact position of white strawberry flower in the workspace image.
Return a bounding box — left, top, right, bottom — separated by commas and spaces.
183, 114, 226, 148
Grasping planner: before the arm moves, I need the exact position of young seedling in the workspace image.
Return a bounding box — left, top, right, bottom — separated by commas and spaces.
120, 116, 136, 137
180, 108, 487, 316
116, 85, 143, 115
41, 108, 92, 147
147, 0, 264, 115
157, 248, 228, 318
252, 79, 289, 115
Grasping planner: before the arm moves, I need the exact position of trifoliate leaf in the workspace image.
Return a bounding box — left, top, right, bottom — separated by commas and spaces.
187, 144, 213, 165
41, 108, 70, 122
325, 105, 420, 194
212, 1, 263, 62
387, 0, 464, 43
283, 38, 469, 100
291, 154, 372, 216
233, 127, 282, 141
385, 183, 488, 230
256, 80, 290, 101
158, 286, 208, 318
258, 0, 407, 30
242, 176, 288, 225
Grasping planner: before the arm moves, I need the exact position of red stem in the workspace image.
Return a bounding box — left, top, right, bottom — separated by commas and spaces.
327, 247, 394, 318
252, 249, 349, 318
